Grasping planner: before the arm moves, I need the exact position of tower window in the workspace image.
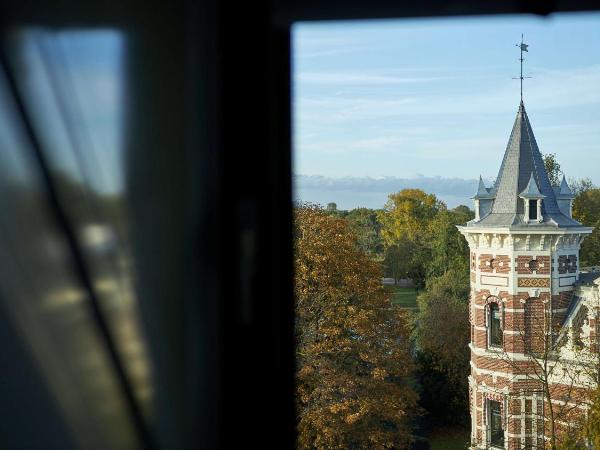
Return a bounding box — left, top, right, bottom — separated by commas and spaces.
488, 400, 504, 447
489, 303, 502, 348
528, 199, 537, 220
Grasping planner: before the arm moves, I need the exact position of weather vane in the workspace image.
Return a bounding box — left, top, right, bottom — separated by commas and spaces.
513, 34, 532, 102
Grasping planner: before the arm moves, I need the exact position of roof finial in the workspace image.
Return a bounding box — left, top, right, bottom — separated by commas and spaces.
513, 34, 532, 103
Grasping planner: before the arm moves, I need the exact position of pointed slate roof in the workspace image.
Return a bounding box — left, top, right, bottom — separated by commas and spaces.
472, 175, 495, 199
519, 173, 545, 199
472, 101, 582, 228
558, 175, 575, 199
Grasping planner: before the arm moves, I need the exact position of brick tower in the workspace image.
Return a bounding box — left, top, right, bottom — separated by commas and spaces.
458, 101, 593, 449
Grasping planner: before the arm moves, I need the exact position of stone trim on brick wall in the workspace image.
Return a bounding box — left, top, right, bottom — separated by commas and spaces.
517, 278, 551, 288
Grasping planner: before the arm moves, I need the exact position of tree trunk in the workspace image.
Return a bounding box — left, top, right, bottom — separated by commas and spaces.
545, 383, 556, 450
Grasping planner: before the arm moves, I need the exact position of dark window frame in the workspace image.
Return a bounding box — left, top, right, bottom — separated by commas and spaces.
2, 1, 600, 450
488, 302, 503, 349
488, 399, 504, 448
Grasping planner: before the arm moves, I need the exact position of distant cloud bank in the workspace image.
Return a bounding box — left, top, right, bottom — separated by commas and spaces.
296, 174, 480, 196
294, 174, 483, 209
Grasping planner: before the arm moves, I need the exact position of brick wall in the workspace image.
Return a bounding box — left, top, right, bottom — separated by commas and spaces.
479, 253, 511, 273
515, 255, 551, 275
469, 244, 587, 448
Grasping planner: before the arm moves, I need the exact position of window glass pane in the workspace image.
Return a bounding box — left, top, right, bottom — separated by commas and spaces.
489, 400, 504, 446
529, 199, 537, 220
490, 304, 502, 347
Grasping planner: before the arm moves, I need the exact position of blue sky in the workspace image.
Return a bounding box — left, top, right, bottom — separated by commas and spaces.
292, 13, 600, 209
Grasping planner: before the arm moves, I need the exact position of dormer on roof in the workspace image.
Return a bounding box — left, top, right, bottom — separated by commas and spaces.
556, 175, 575, 217
519, 172, 545, 198
473, 176, 495, 199
472, 176, 495, 221
519, 173, 545, 222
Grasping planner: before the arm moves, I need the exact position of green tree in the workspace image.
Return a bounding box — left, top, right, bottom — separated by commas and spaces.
377, 189, 445, 287
383, 238, 418, 284
426, 208, 473, 280
569, 177, 595, 196
412, 268, 470, 425
345, 207, 384, 257
295, 205, 419, 449
560, 387, 600, 449
573, 188, 600, 266
543, 153, 563, 187
543, 153, 600, 266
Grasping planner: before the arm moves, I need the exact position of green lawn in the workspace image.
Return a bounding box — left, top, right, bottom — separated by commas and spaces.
384, 285, 418, 309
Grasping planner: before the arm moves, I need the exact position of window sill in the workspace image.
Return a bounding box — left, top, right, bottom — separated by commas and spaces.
487, 346, 503, 354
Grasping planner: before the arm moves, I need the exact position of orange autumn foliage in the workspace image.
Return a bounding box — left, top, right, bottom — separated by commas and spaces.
295, 205, 419, 449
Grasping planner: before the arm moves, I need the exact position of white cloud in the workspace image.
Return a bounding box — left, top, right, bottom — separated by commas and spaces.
295, 65, 600, 124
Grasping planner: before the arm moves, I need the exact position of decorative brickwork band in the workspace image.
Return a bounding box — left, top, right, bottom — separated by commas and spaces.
480, 254, 511, 273
516, 255, 550, 275
518, 277, 550, 288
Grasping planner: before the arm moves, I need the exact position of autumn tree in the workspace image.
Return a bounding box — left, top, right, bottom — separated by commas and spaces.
295, 205, 418, 449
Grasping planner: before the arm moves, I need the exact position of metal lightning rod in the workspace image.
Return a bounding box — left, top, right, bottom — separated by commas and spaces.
513, 34, 532, 102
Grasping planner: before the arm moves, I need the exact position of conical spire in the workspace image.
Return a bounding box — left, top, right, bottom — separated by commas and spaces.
558, 175, 575, 198
473, 175, 494, 199
491, 102, 560, 216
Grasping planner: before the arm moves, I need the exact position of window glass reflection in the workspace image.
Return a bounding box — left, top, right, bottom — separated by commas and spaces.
4, 27, 153, 434
0, 61, 139, 449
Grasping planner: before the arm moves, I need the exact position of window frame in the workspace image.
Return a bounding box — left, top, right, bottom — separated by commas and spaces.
3, 1, 600, 449
487, 301, 503, 349
487, 399, 504, 448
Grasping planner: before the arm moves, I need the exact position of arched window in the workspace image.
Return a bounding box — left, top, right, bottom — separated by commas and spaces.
488, 303, 502, 348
